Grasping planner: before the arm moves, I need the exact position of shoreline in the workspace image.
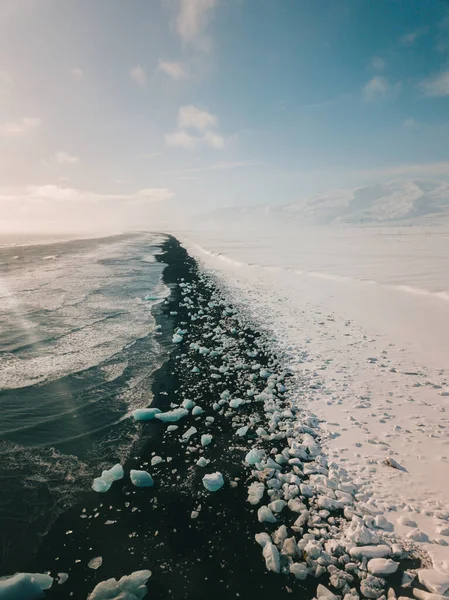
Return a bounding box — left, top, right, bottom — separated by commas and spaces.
11, 235, 429, 599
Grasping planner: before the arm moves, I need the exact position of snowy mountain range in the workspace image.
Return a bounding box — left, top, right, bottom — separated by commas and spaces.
203, 180, 449, 226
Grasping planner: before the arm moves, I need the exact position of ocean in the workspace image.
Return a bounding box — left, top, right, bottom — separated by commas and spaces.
0, 232, 169, 573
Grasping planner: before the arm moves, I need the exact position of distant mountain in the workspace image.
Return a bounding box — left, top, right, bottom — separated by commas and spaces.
202, 180, 449, 226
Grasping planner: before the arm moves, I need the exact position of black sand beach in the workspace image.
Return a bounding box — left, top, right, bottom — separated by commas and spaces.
28, 236, 315, 599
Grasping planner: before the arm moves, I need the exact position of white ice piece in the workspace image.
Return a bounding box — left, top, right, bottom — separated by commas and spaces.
289, 563, 309, 580
155, 408, 188, 422
417, 570, 449, 596
87, 569, 152, 599
151, 456, 163, 466
245, 448, 264, 465
88, 557, 103, 570
257, 505, 277, 523
367, 558, 398, 576
192, 406, 204, 416
130, 470, 154, 488
92, 464, 124, 493
202, 472, 224, 492
196, 457, 210, 467
132, 408, 162, 421
262, 542, 280, 573
0, 573, 53, 599
349, 545, 391, 559
201, 434, 213, 446
182, 426, 197, 440
247, 482, 265, 505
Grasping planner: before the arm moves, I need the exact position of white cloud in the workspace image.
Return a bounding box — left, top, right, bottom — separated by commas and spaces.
54, 151, 80, 165
371, 57, 386, 72
158, 60, 189, 80
130, 66, 147, 88
403, 118, 420, 129
0, 185, 175, 233
400, 27, 428, 45
363, 76, 389, 100
178, 104, 217, 131
420, 70, 449, 97
355, 160, 449, 178
71, 67, 84, 79
138, 152, 161, 159
203, 130, 225, 149
177, 0, 216, 43
0, 117, 41, 137
172, 161, 258, 174
363, 77, 401, 101
165, 130, 198, 149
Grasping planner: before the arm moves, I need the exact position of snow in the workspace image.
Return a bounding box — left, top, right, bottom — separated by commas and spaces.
132, 408, 161, 421
155, 407, 188, 422
202, 472, 224, 492
417, 570, 449, 595
185, 224, 449, 570
0, 573, 53, 599
87, 569, 152, 599
92, 463, 124, 493
130, 470, 154, 488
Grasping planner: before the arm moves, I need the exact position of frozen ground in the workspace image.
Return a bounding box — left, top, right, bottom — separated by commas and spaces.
182, 225, 449, 571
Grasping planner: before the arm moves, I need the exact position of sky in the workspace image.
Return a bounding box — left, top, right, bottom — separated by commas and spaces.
1, 0, 449, 232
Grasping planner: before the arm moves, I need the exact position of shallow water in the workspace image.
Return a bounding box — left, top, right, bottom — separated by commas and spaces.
0, 232, 169, 572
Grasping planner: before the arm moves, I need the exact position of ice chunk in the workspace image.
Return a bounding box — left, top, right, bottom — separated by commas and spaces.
418, 570, 449, 595
229, 399, 244, 409
87, 569, 152, 599
414, 590, 449, 600
257, 505, 277, 523
201, 434, 213, 446
57, 573, 68, 585
92, 464, 124, 493
236, 426, 249, 437
350, 545, 391, 559
167, 425, 178, 432
182, 426, 197, 440
192, 406, 204, 416
155, 408, 188, 422
247, 482, 265, 505
196, 457, 210, 467
202, 472, 224, 492
262, 542, 280, 573
132, 408, 162, 421
245, 448, 264, 465
88, 557, 103, 570
182, 399, 195, 410
151, 456, 163, 466
172, 334, 183, 344
368, 559, 398, 576
317, 584, 338, 600
290, 563, 309, 580
255, 532, 271, 547
0, 573, 53, 599
130, 470, 154, 488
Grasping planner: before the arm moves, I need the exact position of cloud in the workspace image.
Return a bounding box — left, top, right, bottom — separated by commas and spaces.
355, 160, 449, 178
54, 151, 80, 165
178, 105, 217, 131
138, 152, 161, 159
177, 0, 216, 44
403, 118, 420, 129
130, 66, 147, 88
0, 185, 175, 233
363, 77, 400, 101
71, 67, 84, 79
158, 60, 189, 80
172, 161, 258, 174
420, 70, 449, 97
203, 131, 225, 149
165, 130, 198, 149
0, 117, 41, 137
400, 27, 428, 45
371, 57, 386, 72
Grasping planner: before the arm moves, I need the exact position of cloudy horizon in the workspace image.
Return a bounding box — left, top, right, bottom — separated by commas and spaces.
1, 0, 449, 232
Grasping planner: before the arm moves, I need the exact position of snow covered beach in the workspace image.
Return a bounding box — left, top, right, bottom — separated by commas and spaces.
2, 233, 448, 599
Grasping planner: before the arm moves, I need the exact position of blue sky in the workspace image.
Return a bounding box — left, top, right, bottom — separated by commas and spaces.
1, 0, 449, 231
